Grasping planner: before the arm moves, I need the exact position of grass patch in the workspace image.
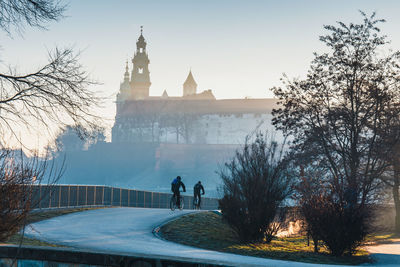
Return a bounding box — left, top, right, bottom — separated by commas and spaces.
160, 212, 372, 265
5, 234, 63, 247
365, 232, 400, 245
3, 207, 103, 247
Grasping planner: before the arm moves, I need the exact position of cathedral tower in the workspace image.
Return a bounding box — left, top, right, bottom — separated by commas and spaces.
183, 70, 197, 96
131, 26, 151, 99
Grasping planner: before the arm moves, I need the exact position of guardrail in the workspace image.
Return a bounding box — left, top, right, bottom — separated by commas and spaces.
0, 246, 225, 267
30, 185, 219, 210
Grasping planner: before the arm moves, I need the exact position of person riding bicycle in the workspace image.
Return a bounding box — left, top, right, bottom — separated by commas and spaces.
171, 176, 186, 208
193, 181, 205, 207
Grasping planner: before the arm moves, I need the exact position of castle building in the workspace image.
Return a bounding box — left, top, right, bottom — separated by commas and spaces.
112, 28, 279, 144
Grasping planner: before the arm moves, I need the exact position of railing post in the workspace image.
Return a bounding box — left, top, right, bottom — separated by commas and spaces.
49, 188, 51, 208
102, 186, 104, 206
58, 185, 61, 208
39, 185, 42, 209
110, 188, 113, 206
94, 186, 96, 206
76, 186, 79, 207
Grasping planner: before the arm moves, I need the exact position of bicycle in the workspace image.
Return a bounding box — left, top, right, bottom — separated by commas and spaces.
193, 195, 201, 210
170, 193, 184, 211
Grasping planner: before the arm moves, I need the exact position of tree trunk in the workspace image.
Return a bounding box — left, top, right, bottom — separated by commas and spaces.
394, 170, 400, 234
313, 236, 319, 253
176, 126, 179, 144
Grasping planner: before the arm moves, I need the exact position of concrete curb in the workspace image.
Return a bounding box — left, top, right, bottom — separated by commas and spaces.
0, 244, 227, 266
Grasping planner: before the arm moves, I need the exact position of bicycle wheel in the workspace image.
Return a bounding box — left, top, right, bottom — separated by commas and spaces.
170, 196, 176, 211
179, 196, 184, 210
193, 197, 198, 210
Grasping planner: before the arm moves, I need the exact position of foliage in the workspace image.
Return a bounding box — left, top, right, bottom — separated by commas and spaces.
272, 12, 400, 255
218, 133, 294, 243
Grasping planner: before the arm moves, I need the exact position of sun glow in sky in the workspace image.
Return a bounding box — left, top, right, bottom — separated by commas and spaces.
1, 0, 400, 150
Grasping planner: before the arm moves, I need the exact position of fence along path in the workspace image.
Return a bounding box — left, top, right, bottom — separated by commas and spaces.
30, 185, 219, 210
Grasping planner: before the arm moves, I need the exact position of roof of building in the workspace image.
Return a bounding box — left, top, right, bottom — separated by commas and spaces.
117, 98, 279, 117
183, 71, 197, 86
182, 89, 215, 100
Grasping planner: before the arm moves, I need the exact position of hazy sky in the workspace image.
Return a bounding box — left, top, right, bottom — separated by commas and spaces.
1, 0, 400, 148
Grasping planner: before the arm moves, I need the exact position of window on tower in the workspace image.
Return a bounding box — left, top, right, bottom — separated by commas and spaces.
140, 48, 143, 53
138, 68, 143, 74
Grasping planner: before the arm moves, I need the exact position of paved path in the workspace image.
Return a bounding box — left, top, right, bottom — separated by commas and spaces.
364, 239, 400, 266
24, 208, 399, 266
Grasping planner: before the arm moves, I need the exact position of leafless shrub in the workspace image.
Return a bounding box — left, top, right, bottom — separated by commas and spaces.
0, 148, 63, 242
218, 133, 295, 243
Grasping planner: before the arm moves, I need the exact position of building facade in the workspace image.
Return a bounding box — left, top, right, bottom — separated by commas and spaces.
112, 29, 279, 144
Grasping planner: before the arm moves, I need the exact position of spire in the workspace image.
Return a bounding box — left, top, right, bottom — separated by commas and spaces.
183, 70, 198, 96
123, 60, 129, 82
184, 71, 197, 86
138, 25, 145, 43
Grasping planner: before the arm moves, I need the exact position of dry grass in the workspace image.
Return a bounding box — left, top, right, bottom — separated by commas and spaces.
5, 234, 64, 247
365, 232, 400, 245
160, 211, 373, 265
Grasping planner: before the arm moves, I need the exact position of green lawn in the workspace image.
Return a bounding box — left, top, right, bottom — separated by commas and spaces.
160, 212, 375, 265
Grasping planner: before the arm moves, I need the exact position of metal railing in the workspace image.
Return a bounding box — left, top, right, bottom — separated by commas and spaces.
30, 185, 219, 210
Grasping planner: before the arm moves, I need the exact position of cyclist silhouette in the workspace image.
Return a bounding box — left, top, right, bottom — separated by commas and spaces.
193, 181, 205, 208
171, 176, 186, 208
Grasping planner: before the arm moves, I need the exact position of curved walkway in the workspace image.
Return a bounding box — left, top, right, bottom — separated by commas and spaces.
24, 208, 398, 267
365, 239, 400, 266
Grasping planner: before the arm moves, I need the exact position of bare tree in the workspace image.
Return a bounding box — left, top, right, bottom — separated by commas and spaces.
272, 12, 400, 255
391, 159, 400, 233
0, 0, 101, 242
0, 0, 65, 34
0, 149, 63, 242
161, 101, 199, 144
0, 0, 101, 143
0, 48, 101, 142
378, 108, 400, 233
